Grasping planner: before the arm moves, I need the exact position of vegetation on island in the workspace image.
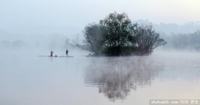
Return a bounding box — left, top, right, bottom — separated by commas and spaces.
84, 12, 166, 56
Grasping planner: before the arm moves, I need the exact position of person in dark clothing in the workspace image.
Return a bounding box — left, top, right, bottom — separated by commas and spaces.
50, 51, 54, 57
66, 49, 68, 56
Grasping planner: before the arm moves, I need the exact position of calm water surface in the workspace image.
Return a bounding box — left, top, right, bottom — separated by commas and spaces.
0, 49, 200, 105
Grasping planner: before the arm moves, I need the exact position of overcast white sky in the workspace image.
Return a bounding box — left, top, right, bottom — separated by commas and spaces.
0, 0, 200, 39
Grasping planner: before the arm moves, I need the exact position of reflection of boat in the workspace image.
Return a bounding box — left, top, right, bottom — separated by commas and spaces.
85, 57, 162, 101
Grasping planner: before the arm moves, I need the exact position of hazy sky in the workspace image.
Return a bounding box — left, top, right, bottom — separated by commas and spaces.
0, 0, 200, 39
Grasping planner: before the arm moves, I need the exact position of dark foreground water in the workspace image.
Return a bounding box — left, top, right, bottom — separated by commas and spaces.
0, 49, 200, 105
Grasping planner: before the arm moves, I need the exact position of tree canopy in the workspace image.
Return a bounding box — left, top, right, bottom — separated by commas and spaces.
84, 12, 166, 56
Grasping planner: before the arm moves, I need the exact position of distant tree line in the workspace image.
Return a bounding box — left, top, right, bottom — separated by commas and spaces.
84, 12, 166, 56
163, 31, 200, 50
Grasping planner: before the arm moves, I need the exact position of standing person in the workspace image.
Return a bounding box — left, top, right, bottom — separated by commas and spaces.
50, 51, 54, 57
66, 49, 68, 56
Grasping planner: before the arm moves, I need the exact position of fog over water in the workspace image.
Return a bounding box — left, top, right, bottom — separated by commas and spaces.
1, 0, 200, 105
0, 48, 200, 105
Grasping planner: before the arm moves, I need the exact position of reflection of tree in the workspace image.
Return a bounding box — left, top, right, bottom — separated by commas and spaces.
85, 57, 162, 101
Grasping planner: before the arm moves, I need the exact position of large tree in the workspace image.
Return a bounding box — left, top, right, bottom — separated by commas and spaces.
84, 12, 166, 56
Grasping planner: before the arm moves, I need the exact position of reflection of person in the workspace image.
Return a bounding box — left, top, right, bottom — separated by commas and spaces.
50, 51, 54, 57
66, 49, 68, 56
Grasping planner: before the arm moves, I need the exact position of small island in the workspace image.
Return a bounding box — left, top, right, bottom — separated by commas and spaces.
84, 12, 166, 56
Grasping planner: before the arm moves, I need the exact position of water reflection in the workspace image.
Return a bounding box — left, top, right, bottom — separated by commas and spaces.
85, 56, 162, 101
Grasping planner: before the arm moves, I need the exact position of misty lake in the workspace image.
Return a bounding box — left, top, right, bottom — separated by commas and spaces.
0, 49, 200, 105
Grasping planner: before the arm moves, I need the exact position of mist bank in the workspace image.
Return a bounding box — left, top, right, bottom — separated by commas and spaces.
0, 34, 82, 50
160, 31, 200, 51
1, 32, 200, 54
0, 33, 89, 56
154, 22, 200, 35
1, 21, 200, 53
